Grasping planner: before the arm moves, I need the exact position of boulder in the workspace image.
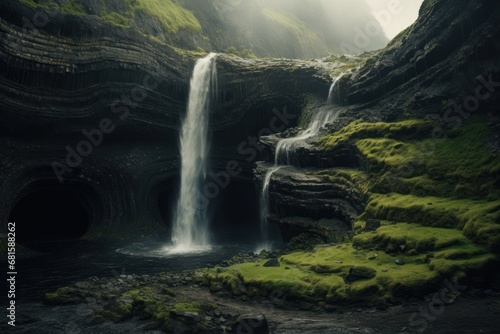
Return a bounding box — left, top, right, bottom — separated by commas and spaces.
263, 258, 280, 267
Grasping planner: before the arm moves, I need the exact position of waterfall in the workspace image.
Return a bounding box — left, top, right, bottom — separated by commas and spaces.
257, 79, 339, 251
327, 81, 335, 104
171, 53, 217, 253
256, 165, 283, 252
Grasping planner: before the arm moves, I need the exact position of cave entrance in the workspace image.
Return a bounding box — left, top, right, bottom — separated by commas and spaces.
9, 186, 90, 246
209, 180, 261, 243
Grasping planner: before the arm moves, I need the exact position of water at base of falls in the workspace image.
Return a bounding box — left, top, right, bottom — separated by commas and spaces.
170, 53, 217, 254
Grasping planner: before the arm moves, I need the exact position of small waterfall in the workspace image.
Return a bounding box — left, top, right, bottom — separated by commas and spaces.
256, 166, 283, 252
258, 79, 340, 251
171, 53, 217, 253
327, 81, 335, 104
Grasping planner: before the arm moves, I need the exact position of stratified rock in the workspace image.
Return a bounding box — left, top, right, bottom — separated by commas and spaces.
0, 0, 335, 238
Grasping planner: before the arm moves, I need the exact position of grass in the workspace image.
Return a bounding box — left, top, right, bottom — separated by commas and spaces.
127, 0, 201, 35
316, 119, 434, 151
19, 0, 202, 35
207, 233, 495, 304
225, 46, 257, 59
365, 193, 500, 251
314, 116, 500, 253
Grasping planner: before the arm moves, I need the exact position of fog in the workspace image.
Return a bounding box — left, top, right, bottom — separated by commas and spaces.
366, 0, 424, 38
203, 0, 425, 58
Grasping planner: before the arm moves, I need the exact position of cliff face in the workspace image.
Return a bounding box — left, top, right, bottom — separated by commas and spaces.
257, 0, 500, 251
0, 0, 339, 240
9, 0, 387, 59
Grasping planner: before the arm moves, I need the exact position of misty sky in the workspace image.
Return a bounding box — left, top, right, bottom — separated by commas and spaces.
366, 0, 424, 39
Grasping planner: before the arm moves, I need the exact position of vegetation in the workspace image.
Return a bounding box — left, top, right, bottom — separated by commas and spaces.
316, 119, 434, 151
19, 0, 201, 35
206, 231, 494, 305
315, 116, 500, 253
225, 46, 257, 59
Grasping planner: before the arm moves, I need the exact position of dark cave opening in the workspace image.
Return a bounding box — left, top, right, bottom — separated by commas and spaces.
208, 180, 262, 243
157, 178, 262, 243
9, 187, 90, 245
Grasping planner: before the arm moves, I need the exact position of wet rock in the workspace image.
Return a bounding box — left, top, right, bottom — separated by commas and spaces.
99, 297, 133, 322
43, 287, 85, 305
263, 258, 280, 267
376, 301, 389, 311
325, 304, 337, 313
230, 314, 269, 334
170, 310, 202, 323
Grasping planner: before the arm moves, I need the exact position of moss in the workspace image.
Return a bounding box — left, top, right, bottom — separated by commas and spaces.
355, 138, 426, 172
316, 119, 434, 151
208, 239, 494, 304
19, 0, 40, 7
352, 223, 478, 253
43, 286, 82, 305
172, 302, 202, 314
59, 0, 86, 15
99, 11, 133, 28
127, 0, 201, 35
20, 0, 201, 37
365, 193, 500, 251
426, 121, 500, 180
125, 287, 156, 304
225, 46, 257, 59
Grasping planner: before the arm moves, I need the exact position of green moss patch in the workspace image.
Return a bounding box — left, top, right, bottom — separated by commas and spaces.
19, 0, 201, 35
316, 116, 500, 252
207, 237, 494, 305
365, 193, 500, 251
316, 119, 434, 151
353, 223, 480, 253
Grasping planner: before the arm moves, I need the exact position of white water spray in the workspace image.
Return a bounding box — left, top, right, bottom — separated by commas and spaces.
171, 53, 217, 254
258, 79, 340, 251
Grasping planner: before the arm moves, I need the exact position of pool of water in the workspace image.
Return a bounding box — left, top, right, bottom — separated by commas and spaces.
8, 239, 263, 304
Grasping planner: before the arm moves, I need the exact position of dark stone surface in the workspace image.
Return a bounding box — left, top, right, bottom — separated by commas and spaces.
263, 258, 280, 267
0, 2, 335, 239
254, 0, 500, 244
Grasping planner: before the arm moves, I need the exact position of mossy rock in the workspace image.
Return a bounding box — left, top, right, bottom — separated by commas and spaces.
207, 236, 496, 305
96, 294, 135, 322
44, 287, 85, 305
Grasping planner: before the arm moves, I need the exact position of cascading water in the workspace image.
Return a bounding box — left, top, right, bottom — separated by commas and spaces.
170, 53, 217, 253
258, 80, 339, 251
